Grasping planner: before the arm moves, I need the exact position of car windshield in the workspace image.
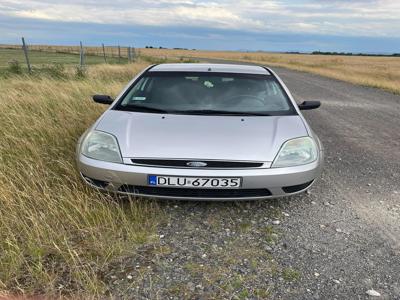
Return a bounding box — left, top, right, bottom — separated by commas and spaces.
115, 71, 296, 116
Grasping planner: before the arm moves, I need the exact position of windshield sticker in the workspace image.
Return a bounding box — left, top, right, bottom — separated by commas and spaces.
204, 81, 214, 88
185, 77, 199, 81
132, 96, 146, 101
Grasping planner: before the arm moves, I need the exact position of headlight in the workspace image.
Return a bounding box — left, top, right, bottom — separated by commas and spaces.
81, 131, 122, 163
272, 137, 317, 168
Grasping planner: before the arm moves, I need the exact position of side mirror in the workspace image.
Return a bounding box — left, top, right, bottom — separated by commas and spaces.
93, 95, 114, 105
298, 101, 321, 110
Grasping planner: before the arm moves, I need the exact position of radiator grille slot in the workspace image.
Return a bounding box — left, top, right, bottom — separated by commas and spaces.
131, 159, 264, 169
119, 185, 272, 198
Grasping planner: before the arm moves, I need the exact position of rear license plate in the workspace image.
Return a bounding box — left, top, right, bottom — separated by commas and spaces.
148, 175, 241, 189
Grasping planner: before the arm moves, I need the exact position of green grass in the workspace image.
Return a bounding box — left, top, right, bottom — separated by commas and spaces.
282, 268, 301, 282
262, 225, 280, 245
0, 48, 128, 71
238, 222, 252, 232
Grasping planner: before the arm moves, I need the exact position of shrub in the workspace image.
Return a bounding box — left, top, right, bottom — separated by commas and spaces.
75, 65, 87, 78
7, 60, 22, 74
34, 63, 68, 79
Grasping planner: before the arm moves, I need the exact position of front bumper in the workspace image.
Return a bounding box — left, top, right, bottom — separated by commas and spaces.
77, 152, 323, 201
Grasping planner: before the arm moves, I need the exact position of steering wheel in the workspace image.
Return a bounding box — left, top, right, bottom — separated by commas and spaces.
219, 94, 265, 106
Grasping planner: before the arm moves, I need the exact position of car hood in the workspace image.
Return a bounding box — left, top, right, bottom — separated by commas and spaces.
95, 110, 308, 162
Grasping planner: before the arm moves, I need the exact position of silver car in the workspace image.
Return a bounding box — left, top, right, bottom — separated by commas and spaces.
77, 63, 323, 200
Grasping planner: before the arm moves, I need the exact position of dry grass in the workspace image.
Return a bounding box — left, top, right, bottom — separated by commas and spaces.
0, 62, 162, 297
4, 44, 398, 94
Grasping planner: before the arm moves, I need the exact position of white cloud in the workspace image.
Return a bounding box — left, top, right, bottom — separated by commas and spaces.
0, 0, 399, 37
2, 0, 266, 30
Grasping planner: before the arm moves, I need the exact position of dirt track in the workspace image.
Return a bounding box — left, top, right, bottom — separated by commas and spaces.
265, 66, 400, 299
107, 63, 400, 299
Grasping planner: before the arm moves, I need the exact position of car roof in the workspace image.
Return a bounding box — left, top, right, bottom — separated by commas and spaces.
149, 63, 271, 75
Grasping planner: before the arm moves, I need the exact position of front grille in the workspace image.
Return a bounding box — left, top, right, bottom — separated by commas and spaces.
282, 180, 314, 193
119, 185, 272, 198
131, 159, 263, 169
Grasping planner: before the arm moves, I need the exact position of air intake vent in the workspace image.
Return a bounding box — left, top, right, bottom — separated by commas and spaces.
131, 159, 263, 169
282, 181, 314, 193
119, 185, 272, 198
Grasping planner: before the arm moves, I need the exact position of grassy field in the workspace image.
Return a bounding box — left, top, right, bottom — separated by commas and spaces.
139, 48, 400, 94
3, 44, 399, 94
0, 48, 195, 74
0, 62, 163, 297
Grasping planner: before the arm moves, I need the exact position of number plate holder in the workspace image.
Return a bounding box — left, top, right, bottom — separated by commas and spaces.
148, 175, 242, 189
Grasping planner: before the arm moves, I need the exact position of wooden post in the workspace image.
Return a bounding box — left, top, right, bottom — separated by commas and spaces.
21, 37, 32, 73
79, 41, 85, 68
118, 45, 121, 63
132, 47, 136, 61
102, 43, 107, 63
127, 46, 131, 63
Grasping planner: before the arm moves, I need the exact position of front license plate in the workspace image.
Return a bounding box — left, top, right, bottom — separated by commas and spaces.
148, 175, 242, 189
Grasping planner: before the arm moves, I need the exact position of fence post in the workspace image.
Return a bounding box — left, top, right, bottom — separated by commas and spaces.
128, 46, 132, 63
21, 37, 32, 73
102, 43, 107, 63
132, 47, 136, 62
79, 41, 85, 68
118, 45, 121, 63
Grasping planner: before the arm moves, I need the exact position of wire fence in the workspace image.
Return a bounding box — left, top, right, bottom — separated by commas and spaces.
0, 38, 138, 72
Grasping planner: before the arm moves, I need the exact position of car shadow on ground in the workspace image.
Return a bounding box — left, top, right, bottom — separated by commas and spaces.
117, 191, 307, 215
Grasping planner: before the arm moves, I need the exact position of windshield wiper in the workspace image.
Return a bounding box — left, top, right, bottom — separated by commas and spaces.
181, 109, 270, 116
118, 106, 270, 116
118, 104, 170, 114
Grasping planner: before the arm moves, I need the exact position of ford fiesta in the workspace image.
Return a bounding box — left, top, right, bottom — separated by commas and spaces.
77, 63, 323, 200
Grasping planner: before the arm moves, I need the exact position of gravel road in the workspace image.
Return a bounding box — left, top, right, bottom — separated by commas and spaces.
106, 64, 400, 299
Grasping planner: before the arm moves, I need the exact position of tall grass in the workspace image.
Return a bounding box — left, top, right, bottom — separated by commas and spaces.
0, 62, 162, 297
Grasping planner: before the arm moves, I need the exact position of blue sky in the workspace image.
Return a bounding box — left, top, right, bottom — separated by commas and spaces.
0, 0, 399, 53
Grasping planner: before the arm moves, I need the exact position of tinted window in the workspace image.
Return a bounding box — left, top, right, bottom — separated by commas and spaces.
115, 72, 296, 116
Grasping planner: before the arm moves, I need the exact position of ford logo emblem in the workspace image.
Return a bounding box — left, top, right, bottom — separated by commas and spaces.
186, 161, 207, 167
